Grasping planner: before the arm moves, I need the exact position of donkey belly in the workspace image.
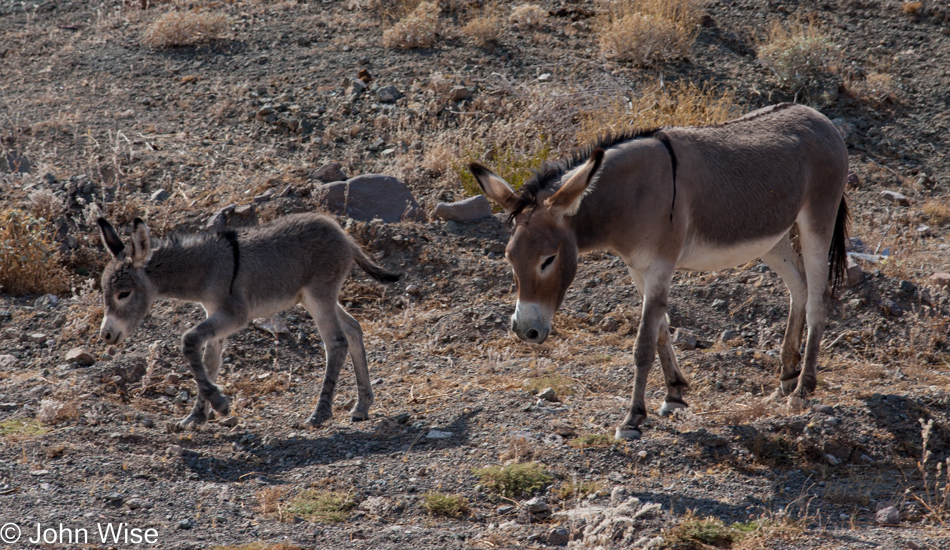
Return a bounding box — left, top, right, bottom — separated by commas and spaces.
677, 231, 787, 272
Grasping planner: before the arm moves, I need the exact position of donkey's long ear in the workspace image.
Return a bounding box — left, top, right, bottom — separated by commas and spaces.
544, 148, 605, 217
470, 163, 516, 212
97, 218, 126, 260
130, 218, 152, 268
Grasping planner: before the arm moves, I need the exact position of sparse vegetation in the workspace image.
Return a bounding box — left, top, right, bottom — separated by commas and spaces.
665, 513, 744, 549
568, 433, 620, 448
597, 0, 706, 66
286, 490, 357, 523
847, 70, 900, 107
509, 4, 546, 29
143, 9, 228, 49
553, 479, 603, 501
909, 418, 950, 525
461, 6, 502, 47
758, 16, 837, 94
0, 418, 49, 440
473, 462, 553, 498
456, 139, 553, 199
421, 492, 470, 518
0, 209, 70, 296
922, 199, 950, 226
382, 1, 440, 49
36, 399, 81, 426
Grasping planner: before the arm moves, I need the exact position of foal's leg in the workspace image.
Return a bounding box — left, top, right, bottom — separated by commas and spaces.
792, 225, 834, 402
617, 267, 675, 440
301, 290, 349, 427
761, 234, 808, 395
629, 270, 690, 417
180, 308, 247, 427
182, 337, 226, 426
338, 304, 374, 422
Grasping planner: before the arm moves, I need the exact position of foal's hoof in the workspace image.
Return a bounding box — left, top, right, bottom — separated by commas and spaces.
659, 400, 688, 417
614, 427, 642, 440
780, 373, 801, 396
307, 410, 333, 427
179, 411, 208, 428
207, 391, 230, 416
350, 412, 369, 423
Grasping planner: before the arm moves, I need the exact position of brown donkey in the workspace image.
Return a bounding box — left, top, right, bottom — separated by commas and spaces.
97, 213, 400, 428
471, 103, 849, 439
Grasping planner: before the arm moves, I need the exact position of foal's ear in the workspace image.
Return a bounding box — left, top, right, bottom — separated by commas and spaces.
469, 163, 516, 211
545, 148, 604, 217
97, 218, 126, 260
130, 218, 152, 268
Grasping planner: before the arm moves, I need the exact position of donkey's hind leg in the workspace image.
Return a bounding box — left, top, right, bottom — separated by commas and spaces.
301, 290, 349, 427
338, 305, 374, 422
761, 233, 808, 396
182, 338, 226, 426
792, 221, 835, 403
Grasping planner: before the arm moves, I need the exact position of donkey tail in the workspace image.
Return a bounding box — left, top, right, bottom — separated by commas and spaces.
352, 244, 402, 283
828, 195, 850, 296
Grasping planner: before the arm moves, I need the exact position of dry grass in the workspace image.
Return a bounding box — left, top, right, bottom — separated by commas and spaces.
908, 418, 950, 525
0, 418, 50, 441
286, 490, 357, 523
257, 486, 291, 519
421, 492, 470, 518
722, 400, 770, 425
553, 478, 603, 501
36, 399, 82, 426
473, 462, 553, 498
382, 1, 440, 49
461, 6, 502, 47
758, 16, 837, 93
846, 70, 900, 107
597, 0, 706, 66
227, 374, 291, 397
509, 4, 547, 29
576, 80, 739, 145
0, 209, 70, 296
922, 199, 950, 226
143, 9, 228, 49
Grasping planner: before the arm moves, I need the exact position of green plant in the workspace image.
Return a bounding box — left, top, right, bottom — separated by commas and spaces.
665, 513, 742, 549
421, 492, 470, 517
286, 491, 357, 523
758, 17, 837, 93
456, 138, 552, 200
0, 209, 70, 296
1, 418, 50, 440
473, 462, 553, 498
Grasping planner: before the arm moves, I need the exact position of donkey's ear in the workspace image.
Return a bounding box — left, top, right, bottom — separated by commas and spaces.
545, 148, 604, 217
130, 218, 152, 268
97, 218, 126, 260
470, 163, 516, 212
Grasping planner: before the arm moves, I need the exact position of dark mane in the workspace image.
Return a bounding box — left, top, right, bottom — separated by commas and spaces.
507, 127, 662, 224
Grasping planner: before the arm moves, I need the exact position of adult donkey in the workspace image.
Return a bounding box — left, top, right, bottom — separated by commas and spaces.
97, 213, 400, 428
471, 103, 849, 439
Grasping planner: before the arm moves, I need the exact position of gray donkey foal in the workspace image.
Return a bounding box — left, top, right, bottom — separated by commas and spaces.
96, 213, 400, 428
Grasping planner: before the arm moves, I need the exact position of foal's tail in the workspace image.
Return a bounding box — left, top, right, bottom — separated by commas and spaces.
828, 196, 850, 296
352, 244, 402, 283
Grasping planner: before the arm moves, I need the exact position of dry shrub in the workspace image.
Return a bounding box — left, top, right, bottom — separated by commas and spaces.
597, 0, 706, 65
36, 399, 81, 426
461, 7, 502, 47
576, 80, 739, 145
758, 16, 837, 93
722, 400, 770, 425
382, 1, 440, 49
0, 210, 70, 296
144, 9, 228, 49
509, 4, 547, 29
257, 486, 290, 519
902, 2, 923, 15
922, 199, 950, 226
28, 189, 63, 222
847, 70, 899, 107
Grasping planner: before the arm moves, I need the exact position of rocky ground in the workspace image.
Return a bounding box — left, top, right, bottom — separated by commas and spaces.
1, 1, 949, 549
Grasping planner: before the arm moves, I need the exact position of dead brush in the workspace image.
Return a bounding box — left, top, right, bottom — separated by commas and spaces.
576, 80, 739, 145
36, 399, 82, 426
757, 16, 838, 94
461, 5, 502, 47
846, 70, 900, 108
0, 209, 70, 296
509, 4, 547, 29
28, 189, 63, 222
596, 0, 706, 66
922, 198, 950, 226
382, 1, 440, 49
143, 9, 228, 49
907, 418, 950, 526
722, 400, 770, 425
499, 433, 543, 463
257, 486, 291, 520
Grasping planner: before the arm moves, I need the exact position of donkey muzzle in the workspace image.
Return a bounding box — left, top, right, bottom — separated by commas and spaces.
100, 314, 126, 345
511, 301, 550, 344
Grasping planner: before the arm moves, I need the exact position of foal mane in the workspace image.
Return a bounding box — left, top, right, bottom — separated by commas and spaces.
507, 127, 662, 224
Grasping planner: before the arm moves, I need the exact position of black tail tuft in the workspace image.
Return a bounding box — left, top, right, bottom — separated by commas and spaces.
353, 247, 402, 283
828, 196, 850, 296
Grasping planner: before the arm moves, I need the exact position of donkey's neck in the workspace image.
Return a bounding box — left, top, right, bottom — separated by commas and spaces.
145, 236, 229, 302
570, 194, 613, 253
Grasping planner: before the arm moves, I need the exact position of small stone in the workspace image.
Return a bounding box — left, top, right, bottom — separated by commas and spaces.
898, 280, 916, 295
367, 137, 386, 151
377, 85, 401, 103
537, 387, 558, 402
65, 347, 94, 366
433, 195, 492, 222
672, 328, 697, 351
104, 492, 125, 503
524, 497, 548, 513
253, 189, 275, 203
150, 189, 170, 203
30, 469, 50, 476
345, 78, 367, 96
875, 505, 900, 525
425, 429, 453, 439
218, 416, 239, 428
312, 162, 347, 183
712, 299, 728, 310
929, 273, 950, 288
844, 256, 864, 288
0, 403, 17, 411
29, 333, 48, 344
166, 444, 183, 457
234, 204, 255, 218
881, 300, 903, 317
880, 190, 911, 206
538, 73, 552, 82
720, 330, 738, 342
178, 519, 193, 530
126, 498, 154, 510
813, 404, 834, 415
825, 453, 840, 466
448, 86, 470, 102
206, 204, 235, 229
547, 527, 569, 546
0, 355, 19, 369
703, 435, 729, 448
497, 505, 514, 515
847, 172, 859, 187
600, 316, 620, 332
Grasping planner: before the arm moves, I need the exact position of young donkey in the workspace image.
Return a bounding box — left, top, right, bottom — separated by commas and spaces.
471, 103, 849, 439
97, 213, 400, 428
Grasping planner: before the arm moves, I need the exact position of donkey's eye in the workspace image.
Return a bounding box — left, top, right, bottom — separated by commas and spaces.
540, 255, 556, 271
117, 291, 131, 300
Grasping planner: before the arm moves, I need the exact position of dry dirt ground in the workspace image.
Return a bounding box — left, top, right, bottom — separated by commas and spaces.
1, 1, 950, 549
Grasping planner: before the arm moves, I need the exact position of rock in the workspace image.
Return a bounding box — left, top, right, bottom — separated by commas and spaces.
448, 86, 470, 102
166, 444, 183, 457
345, 78, 367, 97
875, 506, 900, 525
426, 429, 453, 439
65, 347, 94, 366
150, 189, 170, 203
367, 137, 386, 151
377, 85, 401, 103
720, 330, 738, 342
898, 280, 916, 295
126, 498, 154, 510
178, 519, 194, 530
538, 73, 552, 82
312, 162, 348, 184
847, 172, 859, 187
537, 387, 558, 402
253, 189, 275, 204
825, 453, 840, 466
600, 316, 620, 332
433, 195, 492, 222
672, 328, 697, 351
881, 190, 911, 206
313, 174, 426, 223
703, 435, 729, 448
104, 492, 125, 503
0, 403, 17, 411
30, 469, 50, 476
813, 404, 835, 415
0, 355, 18, 369
712, 299, 728, 310
551, 421, 576, 437
29, 333, 48, 344
547, 527, 569, 546
843, 256, 864, 288
497, 505, 514, 515
881, 300, 904, 317
524, 497, 548, 513
930, 273, 950, 288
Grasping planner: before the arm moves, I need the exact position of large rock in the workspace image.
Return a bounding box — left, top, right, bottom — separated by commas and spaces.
930, 272, 950, 288
311, 162, 347, 183
314, 175, 426, 223
433, 195, 492, 222
672, 328, 697, 351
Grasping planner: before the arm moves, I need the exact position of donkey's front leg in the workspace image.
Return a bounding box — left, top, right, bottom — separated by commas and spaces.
182, 338, 226, 426
179, 311, 245, 427
617, 276, 672, 440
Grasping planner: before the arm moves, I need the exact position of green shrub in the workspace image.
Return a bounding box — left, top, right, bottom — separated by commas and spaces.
473, 462, 552, 498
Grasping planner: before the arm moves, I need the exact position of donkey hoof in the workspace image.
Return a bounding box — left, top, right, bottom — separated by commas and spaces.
614, 427, 642, 440
780, 374, 801, 396
350, 412, 369, 423
307, 411, 333, 427
207, 392, 230, 416
179, 412, 207, 428
659, 401, 688, 417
